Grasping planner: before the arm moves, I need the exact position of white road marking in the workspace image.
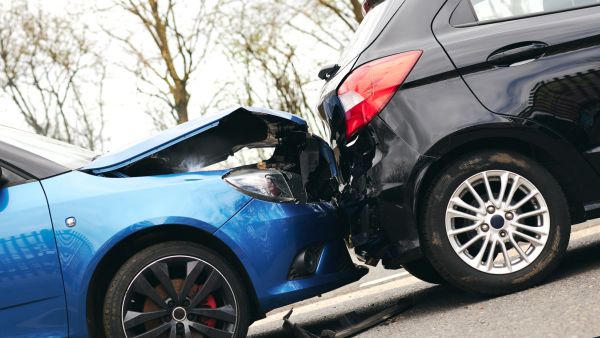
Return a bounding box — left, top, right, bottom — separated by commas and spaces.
359, 272, 409, 288
250, 222, 600, 329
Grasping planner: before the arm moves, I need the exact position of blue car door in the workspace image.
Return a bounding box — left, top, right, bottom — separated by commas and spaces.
0, 165, 68, 337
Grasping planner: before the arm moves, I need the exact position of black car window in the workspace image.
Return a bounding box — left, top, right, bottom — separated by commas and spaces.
468, 0, 600, 22
0, 165, 27, 187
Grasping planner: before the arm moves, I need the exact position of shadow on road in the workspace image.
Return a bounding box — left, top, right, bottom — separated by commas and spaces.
550, 239, 600, 282
252, 238, 600, 337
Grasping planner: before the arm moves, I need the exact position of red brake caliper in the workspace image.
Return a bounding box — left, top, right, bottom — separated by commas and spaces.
200, 294, 218, 327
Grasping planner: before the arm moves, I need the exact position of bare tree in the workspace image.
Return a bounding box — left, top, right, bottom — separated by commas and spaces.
0, 1, 107, 150
280, 0, 362, 51
106, 0, 222, 130
220, 0, 363, 138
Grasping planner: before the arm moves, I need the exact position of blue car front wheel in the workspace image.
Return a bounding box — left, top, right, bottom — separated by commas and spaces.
103, 242, 251, 338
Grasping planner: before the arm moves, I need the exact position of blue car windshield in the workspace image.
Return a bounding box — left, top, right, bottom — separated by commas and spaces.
0, 125, 97, 169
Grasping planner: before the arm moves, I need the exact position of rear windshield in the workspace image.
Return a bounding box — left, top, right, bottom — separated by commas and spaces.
0, 125, 96, 169
336, 0, 406, 68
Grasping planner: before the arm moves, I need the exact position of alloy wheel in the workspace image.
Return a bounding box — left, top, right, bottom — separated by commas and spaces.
445, 170, 550, 274
121, 255, 238, 338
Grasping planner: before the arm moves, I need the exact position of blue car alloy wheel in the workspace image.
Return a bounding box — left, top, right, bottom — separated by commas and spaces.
103, 242, 250, 338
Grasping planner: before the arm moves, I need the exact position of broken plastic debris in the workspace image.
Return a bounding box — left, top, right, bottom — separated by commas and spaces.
282, 299, 412, 338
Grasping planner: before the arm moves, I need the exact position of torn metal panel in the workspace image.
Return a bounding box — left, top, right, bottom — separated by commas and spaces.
83, 106, 339, 204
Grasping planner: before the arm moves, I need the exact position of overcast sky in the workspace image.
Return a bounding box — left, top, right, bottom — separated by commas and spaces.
2, 0, 338, 152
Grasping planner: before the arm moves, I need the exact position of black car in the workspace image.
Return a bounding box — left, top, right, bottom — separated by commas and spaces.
318, 0, 600, 294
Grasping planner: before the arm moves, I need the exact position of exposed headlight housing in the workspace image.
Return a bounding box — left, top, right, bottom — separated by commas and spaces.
223, 169, 307, 203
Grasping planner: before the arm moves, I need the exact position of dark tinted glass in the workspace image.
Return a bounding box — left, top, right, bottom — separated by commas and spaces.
0, 166, 26, 187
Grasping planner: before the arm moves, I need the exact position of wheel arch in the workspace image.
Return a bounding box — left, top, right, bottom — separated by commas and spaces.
85, 224, 261, 336
414, 123, 593, 227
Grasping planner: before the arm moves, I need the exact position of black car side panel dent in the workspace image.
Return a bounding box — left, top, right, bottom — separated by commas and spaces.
338, 116, 432, 266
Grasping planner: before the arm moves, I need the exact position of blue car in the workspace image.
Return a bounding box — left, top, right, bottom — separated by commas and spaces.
0, 107, 366, 338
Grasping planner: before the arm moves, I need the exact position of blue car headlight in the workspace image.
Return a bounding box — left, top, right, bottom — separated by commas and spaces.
223, 169, 307, 203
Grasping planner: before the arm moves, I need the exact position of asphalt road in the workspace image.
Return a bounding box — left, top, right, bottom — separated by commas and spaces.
249, 221, 600, 338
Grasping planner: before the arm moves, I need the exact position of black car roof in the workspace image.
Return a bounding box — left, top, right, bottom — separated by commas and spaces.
0, 140, 69, 180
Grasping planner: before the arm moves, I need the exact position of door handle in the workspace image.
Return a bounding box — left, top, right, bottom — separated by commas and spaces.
487, 41, 548, 66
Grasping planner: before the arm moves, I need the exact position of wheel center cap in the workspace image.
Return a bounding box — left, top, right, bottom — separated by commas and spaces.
172, 307, 187, 321
490, 215, 505, 229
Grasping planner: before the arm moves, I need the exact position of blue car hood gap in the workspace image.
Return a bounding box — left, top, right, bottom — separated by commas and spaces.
82, 107, 307, 174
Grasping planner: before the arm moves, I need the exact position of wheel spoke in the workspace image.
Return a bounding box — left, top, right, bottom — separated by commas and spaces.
485, 238, 498, 271
474, 232, 492, 267
509, 234, 530, 263
190, 305, 237, 323
509, 189, 539, 210
466, 181, 486, 209
511, 222, 549, 236
447, 208, 480, 222
499, 240, 512, 272
170, 325, 177, 338
496, 172, 509, 208
184, 323, 192, 338
179, 260, 205, 302
457, 233, 485, 253
515, 208, 548, 221
512, 230, 544, 246
134, 322, 171, 338
450, 197, 484, 215
150, 263, 178, 303
483, 172, 495, 205
189, 270, 223, 308
189, 322, 233, 338
124, 310, 169, 329
448, 222, 481, 236
504, 176, 520, 208
132, 275, 167, 309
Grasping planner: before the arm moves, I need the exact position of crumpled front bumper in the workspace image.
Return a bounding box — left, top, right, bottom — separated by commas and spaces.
215, 198, 367, 315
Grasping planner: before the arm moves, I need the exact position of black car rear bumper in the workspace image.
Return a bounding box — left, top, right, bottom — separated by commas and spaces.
338, 115, 436, 267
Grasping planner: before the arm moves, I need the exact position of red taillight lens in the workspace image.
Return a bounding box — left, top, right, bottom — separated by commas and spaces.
337, 50, 422, 140
362, 0, 373, 14
362, 0, 385, 14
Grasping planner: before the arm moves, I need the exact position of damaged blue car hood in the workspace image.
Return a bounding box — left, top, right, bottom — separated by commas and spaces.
82, 106, 306, 174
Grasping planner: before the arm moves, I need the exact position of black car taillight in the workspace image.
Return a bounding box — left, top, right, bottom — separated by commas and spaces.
337, 50, 422, 140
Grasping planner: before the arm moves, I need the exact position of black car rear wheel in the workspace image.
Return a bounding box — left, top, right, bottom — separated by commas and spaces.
103, 241, 251, 338
420, 150, 570, 295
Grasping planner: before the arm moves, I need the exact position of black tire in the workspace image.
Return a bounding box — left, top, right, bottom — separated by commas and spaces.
403, 257, 446, 284
103, 241, 251, 338
420, 150, 570, 295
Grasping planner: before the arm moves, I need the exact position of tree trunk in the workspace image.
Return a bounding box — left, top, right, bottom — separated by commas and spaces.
173, 83, 190, 124
350, 0, 364, 23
